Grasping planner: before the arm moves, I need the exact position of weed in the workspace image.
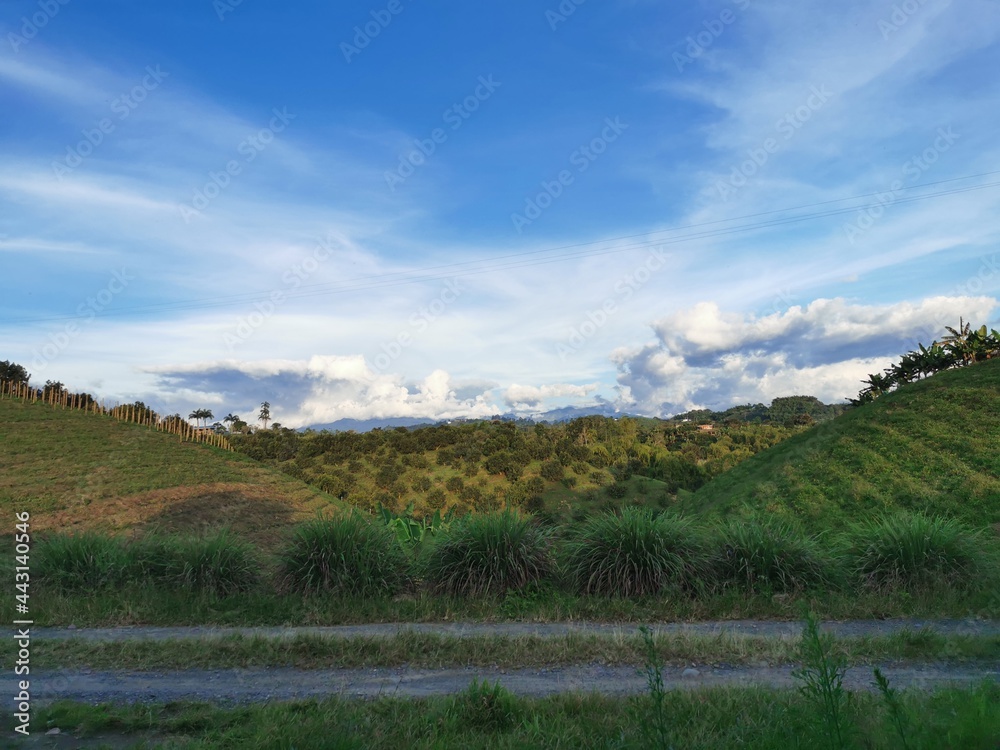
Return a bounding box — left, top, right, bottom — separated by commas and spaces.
873, 667, 912, 750
452, 679, 520, 732
793, 610, 851, 749
638, 625, 673, 749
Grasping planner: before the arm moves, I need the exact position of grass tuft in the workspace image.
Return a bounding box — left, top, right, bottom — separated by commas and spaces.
451, 679, 521, 733
35, 532, 131, 590
133, 531, 260, 596
563, 508, 709, 597
712, 518, 839, 594
277, 514, 409, 596
845, 512, 987, 590
422, 511, 555, 597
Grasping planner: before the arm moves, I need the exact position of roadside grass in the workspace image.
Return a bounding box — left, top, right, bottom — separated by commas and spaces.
17, 507, 998, 626
9, 683, 999, 749
11, 630, 999, 672
10, 574, 999, 627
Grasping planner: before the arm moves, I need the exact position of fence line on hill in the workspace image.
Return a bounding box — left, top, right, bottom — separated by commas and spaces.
0, 379, 233, 451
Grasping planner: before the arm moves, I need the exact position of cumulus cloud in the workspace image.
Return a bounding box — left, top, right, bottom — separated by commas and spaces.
143, 356, 499, 427
614, 296, 999, 415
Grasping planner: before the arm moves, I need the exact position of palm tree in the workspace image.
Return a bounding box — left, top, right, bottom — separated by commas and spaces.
188, 408, 214, 427
258, 401, 271, 430
222, 413, 239, 431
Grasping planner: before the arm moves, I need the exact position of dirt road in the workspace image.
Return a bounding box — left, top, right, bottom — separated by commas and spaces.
9, 618, 997, 705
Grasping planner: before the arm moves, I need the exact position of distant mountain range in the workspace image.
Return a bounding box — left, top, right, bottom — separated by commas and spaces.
300, 396, 847, 433
301, 403, 635, 433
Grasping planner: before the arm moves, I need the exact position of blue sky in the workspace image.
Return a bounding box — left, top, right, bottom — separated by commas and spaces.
2, 0, 998, 426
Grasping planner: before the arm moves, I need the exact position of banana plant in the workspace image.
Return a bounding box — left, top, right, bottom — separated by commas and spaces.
377, 503, 454, 550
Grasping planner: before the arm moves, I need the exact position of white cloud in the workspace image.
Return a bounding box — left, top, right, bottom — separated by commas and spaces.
614, 295, 999, 415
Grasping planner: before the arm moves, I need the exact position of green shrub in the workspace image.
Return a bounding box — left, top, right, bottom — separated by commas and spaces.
422, 511, 555, 597
606, 482, 628, 499
35, 532, 131, 590
713, 519, 838, 593
277, 514, 409, 596
564, 508, 709, 597
845, 513, 986, 590
540, 460, 564, 482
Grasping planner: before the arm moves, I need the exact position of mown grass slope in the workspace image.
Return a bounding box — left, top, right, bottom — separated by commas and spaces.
0, 398, 341, 549
685, 359, 1000, 529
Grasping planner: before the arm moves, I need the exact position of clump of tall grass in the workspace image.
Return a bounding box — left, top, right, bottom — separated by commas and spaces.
563, 508, 709, 597
35, 530, 259, 595
845, 512, 986, 590
712, 518, 839, 594
277, 514, 409, 596
35, 532, 132, 590
132, 530, 260, 596
422, 510, 555, 597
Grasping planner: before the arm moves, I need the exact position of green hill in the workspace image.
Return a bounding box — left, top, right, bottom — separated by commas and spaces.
684, 359, 1000, 529
0, 397, 341, 549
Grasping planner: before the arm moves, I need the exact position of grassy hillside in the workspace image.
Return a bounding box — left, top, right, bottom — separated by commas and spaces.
0, 398, 341, 549
685, 359, 1000, 529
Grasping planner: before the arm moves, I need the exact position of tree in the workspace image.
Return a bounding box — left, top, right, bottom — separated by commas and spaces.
188, 408, 214, 427
42, 380, 65, 401
258, 401, 271, 430
0, 360, 30, 385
